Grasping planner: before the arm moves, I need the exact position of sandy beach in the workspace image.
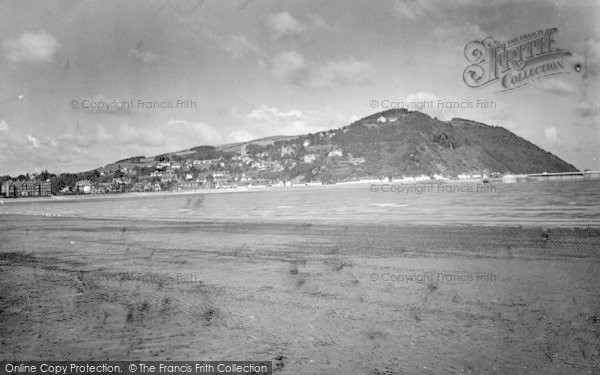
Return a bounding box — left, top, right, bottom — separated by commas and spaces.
1, 215, 599, 374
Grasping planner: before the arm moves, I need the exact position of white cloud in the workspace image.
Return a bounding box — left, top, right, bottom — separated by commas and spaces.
268, 12, 307, 38
271, 50, 307, 82
310, 15, 331, 30
400, 92, 456, 120
305, 58, 373, 89
2, 106, 350, 174
0, 119, 8, 132
229, 130, 254, 142
248, 105, 307, 126
224, 35, 265, 59
432, 23, 487, 40
0, 131, 59, 174
544, 126, 560, 146
165, 120, 223, 145
114, 123, 167, 147
393, 0, 432, 20
0, 119, 224, 174
128, 48, 161, 65
3, 31, 60, 62
393, 3, 417, 20
576, 101, 600, 117
271, 51, 372, 89
57, 120, 222, 149
535, 78, 576, 96
27, 135, 40, 148
485, 108, 519, 131
241, 105, 352, 140
58, 126, 108, 148
244, 105, 314, 137
403, 92, 441, 103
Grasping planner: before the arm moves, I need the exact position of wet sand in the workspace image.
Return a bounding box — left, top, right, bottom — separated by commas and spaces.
1, 215, 599, 374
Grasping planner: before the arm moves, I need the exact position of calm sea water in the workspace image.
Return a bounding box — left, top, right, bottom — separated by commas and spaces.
1, 179, 599, 227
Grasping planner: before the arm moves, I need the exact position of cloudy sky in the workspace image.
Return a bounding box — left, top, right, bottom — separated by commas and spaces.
0, 0, 599, 175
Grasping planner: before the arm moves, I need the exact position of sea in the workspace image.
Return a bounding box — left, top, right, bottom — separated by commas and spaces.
1, 179, 599, 227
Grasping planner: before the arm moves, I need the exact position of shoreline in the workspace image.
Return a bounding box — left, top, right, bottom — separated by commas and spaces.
1, 177, 597, 204
1, 179, 598, 229
0, 181, 368, 203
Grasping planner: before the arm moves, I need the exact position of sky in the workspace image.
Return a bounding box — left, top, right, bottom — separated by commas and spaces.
0, 0, 599, 175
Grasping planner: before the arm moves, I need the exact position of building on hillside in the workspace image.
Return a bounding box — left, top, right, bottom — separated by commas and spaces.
75, 180, 91, 194
328, 149, 343, 157
304, 154, 317, 163
1, 181, 52, 198
349, 157, 366, 165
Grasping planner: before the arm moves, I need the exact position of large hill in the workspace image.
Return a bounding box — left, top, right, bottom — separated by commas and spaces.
98, 108, 577, 179
311, 108, 578, 176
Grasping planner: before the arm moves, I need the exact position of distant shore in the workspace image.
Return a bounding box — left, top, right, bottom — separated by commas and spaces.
3, 177, 596, 205
0, 178, 482, 203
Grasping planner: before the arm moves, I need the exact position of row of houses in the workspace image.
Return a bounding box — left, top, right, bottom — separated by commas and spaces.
1, 181, 52, 198
72, 180, 161, 194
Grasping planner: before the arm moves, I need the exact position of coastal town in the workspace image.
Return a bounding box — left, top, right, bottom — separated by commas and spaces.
2, 139, 597, 199
0, 148, 502, 199
2, 110, 599, 199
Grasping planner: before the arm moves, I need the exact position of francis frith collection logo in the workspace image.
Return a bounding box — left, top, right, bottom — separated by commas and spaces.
463, 27, 572, 92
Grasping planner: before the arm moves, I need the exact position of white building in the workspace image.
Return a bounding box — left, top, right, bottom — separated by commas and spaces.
304, 154, 317, 163
349, 157, 365, 165
328, 149, 343, 157
75, 180, 91, 194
